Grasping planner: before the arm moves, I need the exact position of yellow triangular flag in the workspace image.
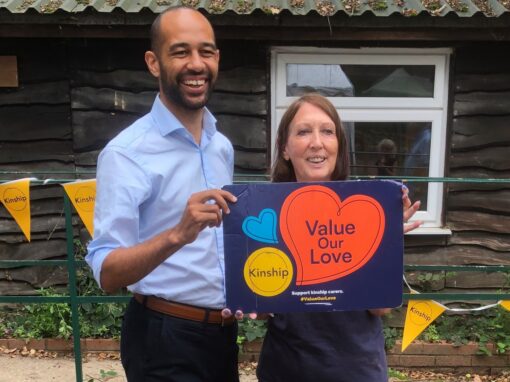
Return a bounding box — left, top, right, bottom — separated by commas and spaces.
62, 180, 96, 237
0, 179, 31, 241
402, 299, 445, 351
501, 301, 510, 311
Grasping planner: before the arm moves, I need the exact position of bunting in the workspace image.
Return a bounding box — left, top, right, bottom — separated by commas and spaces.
402, 298, 446, 351
0, 178, 32, 241
62, 179, 96, 236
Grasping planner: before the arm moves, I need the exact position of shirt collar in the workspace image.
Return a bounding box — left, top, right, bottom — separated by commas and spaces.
152, 94, 217, 140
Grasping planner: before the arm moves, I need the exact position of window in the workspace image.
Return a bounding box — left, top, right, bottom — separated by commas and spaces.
271, 48, 451, 233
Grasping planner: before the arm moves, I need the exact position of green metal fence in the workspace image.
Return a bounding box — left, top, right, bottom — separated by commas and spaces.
1, 173, 510, 381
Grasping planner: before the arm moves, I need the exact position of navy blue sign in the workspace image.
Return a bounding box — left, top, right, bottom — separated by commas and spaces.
223, 180, 403, 313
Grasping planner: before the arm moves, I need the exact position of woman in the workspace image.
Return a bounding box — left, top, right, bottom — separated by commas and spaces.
256, 94, 420, 382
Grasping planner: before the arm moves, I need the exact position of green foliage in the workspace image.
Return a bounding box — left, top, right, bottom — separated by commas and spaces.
421, 324, 441, 343
381, 305, 510, 355
86, 369, 119, 382
415, 271, 456, 292
4, 288, 74, 339
388, 368, 408, 380
237, 317, 267, 343
383, 326, 400, 350
382, 306, 510, 355
0, 239, 125, 339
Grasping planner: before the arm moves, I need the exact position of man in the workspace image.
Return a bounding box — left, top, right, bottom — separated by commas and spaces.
86, 7, 239, 381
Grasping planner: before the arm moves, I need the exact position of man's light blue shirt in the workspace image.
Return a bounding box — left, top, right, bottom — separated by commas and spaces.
86, 96, 234, 309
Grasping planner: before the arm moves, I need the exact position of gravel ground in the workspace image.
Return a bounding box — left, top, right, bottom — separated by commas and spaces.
0, 349, 508, 382
0, 350, 258, 382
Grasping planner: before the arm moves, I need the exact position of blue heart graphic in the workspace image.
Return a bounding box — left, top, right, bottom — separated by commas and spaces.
242, 208, 279, 244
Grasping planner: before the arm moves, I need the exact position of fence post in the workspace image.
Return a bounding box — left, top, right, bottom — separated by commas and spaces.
64, 193, 83, 382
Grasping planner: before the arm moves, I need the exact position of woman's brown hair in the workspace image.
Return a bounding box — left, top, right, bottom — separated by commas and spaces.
271, 93, 350, 183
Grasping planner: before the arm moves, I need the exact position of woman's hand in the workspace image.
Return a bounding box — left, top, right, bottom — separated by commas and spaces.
402, 186, 422, 233
221, 308, 245, 320
221, 309, 270, 320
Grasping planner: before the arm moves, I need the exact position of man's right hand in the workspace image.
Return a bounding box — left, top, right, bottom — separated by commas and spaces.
172, 189, 237, 245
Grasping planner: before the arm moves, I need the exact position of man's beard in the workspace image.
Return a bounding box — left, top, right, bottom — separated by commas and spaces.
161, 67, 215, 111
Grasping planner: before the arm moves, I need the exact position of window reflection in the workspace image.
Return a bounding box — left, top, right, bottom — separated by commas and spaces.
287, 64, 354, 97
286, 64, 435, 98
349, 122, 431, 207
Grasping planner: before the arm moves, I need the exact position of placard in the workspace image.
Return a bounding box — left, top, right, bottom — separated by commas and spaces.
223, 180, 403, 313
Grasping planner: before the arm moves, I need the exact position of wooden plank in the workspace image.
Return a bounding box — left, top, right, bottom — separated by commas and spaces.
0, 162, 76, 181
5, 23, 510, 41
455, 45, 510, 74
219, 41, 267, 70
75, 151, 100, 167
404, 271, 446, 291
208, 92, 266, 116
447, 211, 510, 234
234, 150, 267, 171
0, 141, 73, 164
216, 114, 267, 150
451, 116, 510, 151
0, 240, 67, 261
404, 235, 448, 247
0, 39, 68, 82
452, 115, 510, 136
449, 147, 510, 171
71, 69, 157, 90
0, 281, 46, 296
68, 39, 149, 71
405, 245, 510, 265
455, 73, 510, 93
29, 185, 68, 201
73, 111, 267, 152
453, 91, 510, 116
447, 190, 510, 214
72, 110, 137, 151
0, 81, 69, 105
0, 198, 64, 219
0, 231, 68, 244
0, 56, 18, 87
215, 67, 266, 93
71, 87, 154, 113
445, 272, 510, 288
448, 169, 510, 191
0, 266, 68, 287
0, 105, 71, 141
448, 231, 510, 251
0, 215, 80, 235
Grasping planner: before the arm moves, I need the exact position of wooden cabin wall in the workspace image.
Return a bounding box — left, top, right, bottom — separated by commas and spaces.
0, 37, 268, 294
2, 37, 510, 304
0, 39, 72, 295
70, 39, 268, 176
445, 43, 510, 295
395, 43, 510, 324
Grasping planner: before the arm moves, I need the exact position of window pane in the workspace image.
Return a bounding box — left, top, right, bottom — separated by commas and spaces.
348, 122, 431, 207
287, 64, 435, 98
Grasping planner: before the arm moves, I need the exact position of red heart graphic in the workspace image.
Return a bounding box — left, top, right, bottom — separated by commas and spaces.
280, 185, 385, 286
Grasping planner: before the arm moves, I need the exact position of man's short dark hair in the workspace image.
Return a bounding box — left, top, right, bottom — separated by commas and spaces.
150, 6, 211, 55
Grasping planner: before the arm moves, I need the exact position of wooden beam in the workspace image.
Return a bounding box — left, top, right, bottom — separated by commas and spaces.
3, 23, 510, 41
0, 56, 18, 87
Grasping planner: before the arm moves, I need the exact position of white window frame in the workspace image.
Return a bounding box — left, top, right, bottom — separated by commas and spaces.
271, 47, 452, 234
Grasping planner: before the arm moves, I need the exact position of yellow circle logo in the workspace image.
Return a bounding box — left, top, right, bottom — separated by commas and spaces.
410, 302, 433, 326
74, 186, 95, 212
2, 188, 28, 211
243, 247, 293, 297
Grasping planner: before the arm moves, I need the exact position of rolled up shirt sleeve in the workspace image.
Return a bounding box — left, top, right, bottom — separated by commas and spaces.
86, 147, 151, 289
